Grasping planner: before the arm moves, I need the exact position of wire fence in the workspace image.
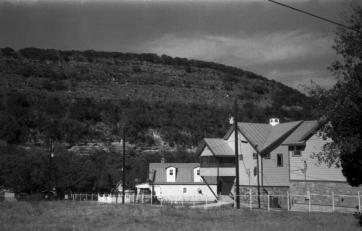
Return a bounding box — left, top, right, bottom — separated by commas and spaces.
2, 190, 361, 213
67, 192, 217, 208
234, 189, 361, 213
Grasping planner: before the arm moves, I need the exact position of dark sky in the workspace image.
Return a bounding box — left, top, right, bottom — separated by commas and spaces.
0, 0, 360, 91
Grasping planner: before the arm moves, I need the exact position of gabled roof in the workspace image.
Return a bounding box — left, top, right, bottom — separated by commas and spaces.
282, 120, 320, 145
237, 121, 302, 154
203, 138, 234, 156
261, 121, 303, 152
236, 123, 272, 150
204, 120, 320, 155
149, 163, 201, 184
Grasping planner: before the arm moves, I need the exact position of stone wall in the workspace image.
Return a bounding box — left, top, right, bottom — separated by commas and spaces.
238, 185, 289, 209
289, 181, 362, 208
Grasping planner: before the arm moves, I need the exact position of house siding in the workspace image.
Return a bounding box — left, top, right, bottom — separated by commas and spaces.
289, 133, 345, 182
227, 131, 260, 186
153, 184, 217, 201
262, 145, 290, 186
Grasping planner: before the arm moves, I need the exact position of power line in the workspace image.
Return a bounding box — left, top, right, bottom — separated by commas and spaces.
267, 0, 358, 33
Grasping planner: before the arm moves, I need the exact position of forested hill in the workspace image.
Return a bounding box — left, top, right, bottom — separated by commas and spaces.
0, 47, 314, 149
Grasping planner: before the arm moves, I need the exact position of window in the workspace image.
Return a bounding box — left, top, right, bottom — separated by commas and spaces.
253, 153, 258, 159
239, 154, 243, 160
289, 145, 304, 157
253, 166, 258, 176
264, 153, 270, 159
183, 187, 187, 193
166, 167, 176, 182
194, 167, 202, 182
277, 154, 283, 167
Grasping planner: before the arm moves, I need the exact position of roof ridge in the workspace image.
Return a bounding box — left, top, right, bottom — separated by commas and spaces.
260, 120, 303, 153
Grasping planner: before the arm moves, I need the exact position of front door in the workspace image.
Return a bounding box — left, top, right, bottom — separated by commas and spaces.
219, 177, 235, 195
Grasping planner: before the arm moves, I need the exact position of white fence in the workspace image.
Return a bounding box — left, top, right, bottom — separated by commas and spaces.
0, 192, 16, 202
68, 192, 216, 207
67, 190, 361, 213
234, 189, 361, 213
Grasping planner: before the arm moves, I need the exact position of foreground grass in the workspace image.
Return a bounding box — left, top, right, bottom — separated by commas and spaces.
0, 202, 360, 231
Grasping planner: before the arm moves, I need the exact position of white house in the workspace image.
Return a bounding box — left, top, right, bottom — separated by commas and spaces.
149, 161, 217, 202
198, 118, 362, 208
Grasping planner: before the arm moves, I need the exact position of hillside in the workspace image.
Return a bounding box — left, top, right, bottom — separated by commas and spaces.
0, 47, 317, 192
0, 47, 314, 149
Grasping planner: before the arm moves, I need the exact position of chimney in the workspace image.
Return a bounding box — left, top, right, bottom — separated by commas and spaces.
269, 118, 280, 126
160, 157, 165, 163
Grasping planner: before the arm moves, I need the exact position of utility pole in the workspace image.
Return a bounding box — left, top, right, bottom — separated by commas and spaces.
234, 99, 240, 209
48, 138, 54, 200
256, 151, 261, 208
122, 126, 126, 204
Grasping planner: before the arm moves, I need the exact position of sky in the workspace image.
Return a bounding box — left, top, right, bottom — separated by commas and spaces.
0, 0, 361, 91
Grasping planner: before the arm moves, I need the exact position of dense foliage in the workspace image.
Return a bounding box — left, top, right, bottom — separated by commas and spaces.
0, 145, 197, 194
311, 6, 362, 186
0, 47, 314, 193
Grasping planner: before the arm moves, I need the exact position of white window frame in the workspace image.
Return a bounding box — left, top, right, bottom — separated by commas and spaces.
166, 167, 176, 182
289, 145, 304, 157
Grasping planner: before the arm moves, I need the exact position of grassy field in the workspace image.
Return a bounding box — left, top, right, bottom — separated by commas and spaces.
0, 202, 360, 231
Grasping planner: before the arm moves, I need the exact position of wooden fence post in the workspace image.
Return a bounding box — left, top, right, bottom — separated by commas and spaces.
151, 190, 153, 205
267, 193, 270, 211
308, 191, 311, 213
358, 191, 361, 212
287, 191, 290, 211
332, 191, 335, 212
249, 188, 252, 210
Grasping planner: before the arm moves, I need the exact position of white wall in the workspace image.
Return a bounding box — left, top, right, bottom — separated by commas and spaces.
262, 145, 290, 186
200, 146, 213, 156
153, 184, 217, 201
227, 131, 260, 186
289, 133, 345, 182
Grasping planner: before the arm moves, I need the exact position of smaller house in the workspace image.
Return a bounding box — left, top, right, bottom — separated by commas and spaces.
149, 161, 217, 202
0, 187, 16, 202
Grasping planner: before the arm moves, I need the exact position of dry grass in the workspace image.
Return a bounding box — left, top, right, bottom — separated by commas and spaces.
0, 201, 360, 231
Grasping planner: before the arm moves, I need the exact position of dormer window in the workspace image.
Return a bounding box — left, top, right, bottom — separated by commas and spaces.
166, 167, 176, 182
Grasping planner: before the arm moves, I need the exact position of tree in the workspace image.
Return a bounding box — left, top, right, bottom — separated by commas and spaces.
312, 6, 362, 186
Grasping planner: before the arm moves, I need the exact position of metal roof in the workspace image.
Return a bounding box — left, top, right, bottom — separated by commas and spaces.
282, 120, 320, 145
149, 163, 200, 183
204, 120, 320, 155
225, 120, 304, 154
261, 121, 303, 151
237, 123, 271, 151
203, 138, 234, 156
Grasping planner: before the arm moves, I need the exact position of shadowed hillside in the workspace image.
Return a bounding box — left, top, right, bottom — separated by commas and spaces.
0, 47, 314, 148
0, 47, 317, 192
